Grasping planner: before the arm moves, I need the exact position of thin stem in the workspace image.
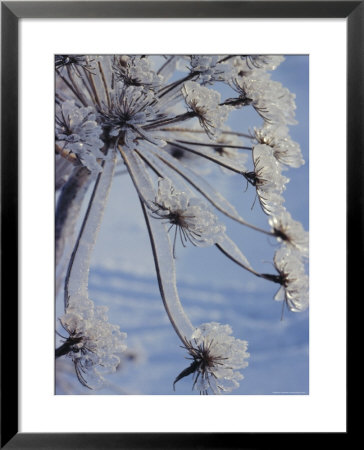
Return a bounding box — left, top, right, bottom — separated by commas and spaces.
98, 61, 111, 109
140, 198, 194, 343
143, 111, 196, 131
165, 141, 244, 175
215, 243, 279, 280
85, 69, 101, 109
157, 71, 197, 98
174, 140, 253, 151
159, 127, 254, 140
157, 55, 174, 75
67, 65, 88, 106
56, 69, 87, 107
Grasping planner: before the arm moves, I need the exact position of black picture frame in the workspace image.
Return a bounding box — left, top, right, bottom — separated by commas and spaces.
1, 1, 356, 448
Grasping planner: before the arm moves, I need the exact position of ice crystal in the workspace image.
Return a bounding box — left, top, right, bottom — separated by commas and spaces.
174, 322, 249, 394
273, 247, 309, 313
190, 55, 233, 84
99, 83, 166, 147
58, 295, 127, 389
254, 123, 304, 168
248, 144, 289, 215
112, 55, 162, 89
237, 55, 285, 72
55, 100, 104, 173
269, 211, 309, 258
233, 72, 297, 125
182, 81, 230, 138
150, 178, 226, 257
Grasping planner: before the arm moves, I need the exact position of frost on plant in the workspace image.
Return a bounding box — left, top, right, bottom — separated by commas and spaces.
174, 322, 249, 394
55, 54, 309, 394
150, 178, 226, 257
57, 295, 127, 389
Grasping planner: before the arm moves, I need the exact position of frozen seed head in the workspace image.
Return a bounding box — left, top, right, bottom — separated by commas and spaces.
112, 55, 162, 89
254, 124, 304, 168
58, 295, 127, 389
249, 144, 289, 215
55, 55, 95, 74
269, 211, 309, 258
150, 178, 226, 257
100, 84, 166, 147
55, 100, 105, 173
234, 72, 297, 125
240, 55, 285, 71
174, 322, 249, 394
273, 247, 309, 314
189, 55, 233, 84
182, 81, 230, 138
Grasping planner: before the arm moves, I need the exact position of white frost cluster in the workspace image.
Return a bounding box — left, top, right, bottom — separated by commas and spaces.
56, 100, 104, 173
182, 81, 230, 138
234, 55, 285, 73
59, 295, 127, 389
252, 144, 289, 215
273, 247, 309, 313
269, 211, 309, 258
179, 322, 250, 394
153, 178, 226, 248
236, 72, 297, 125
190, 55, 233, 84
102, 84, 166, 148
112, 55, 162, 89
254, 123, 304, 168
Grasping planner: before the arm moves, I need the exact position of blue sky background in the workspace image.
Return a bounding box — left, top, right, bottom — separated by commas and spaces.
56, 55, 309, 395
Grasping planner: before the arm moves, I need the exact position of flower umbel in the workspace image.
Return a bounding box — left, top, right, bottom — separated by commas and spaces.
272, 247, 309, 315
55, 100, 105, 173
182, 81, 229, 138
269, 211, 309, 258
57, 295, 127, 389
174, 322, 249, 394
150, 178, 226, 257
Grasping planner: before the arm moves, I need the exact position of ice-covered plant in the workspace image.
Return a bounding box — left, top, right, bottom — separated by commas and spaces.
55, 54, 309, 393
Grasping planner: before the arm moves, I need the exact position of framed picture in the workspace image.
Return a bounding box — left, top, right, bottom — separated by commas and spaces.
1, 1, 355, 447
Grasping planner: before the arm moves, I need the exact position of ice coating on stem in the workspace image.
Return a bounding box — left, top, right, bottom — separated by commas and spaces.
121, 150, 195, 340
64, 149, 117, 305
141, 200, 195, 342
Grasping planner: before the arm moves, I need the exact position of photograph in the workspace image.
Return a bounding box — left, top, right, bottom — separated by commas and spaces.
55, 54, 309, 395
